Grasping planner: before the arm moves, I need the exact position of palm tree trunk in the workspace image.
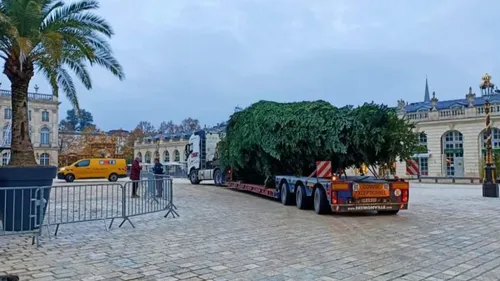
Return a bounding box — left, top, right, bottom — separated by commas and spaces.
9, 77, 37, 166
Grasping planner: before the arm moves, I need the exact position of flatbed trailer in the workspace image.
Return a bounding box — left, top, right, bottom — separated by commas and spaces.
225, 174, 409, 215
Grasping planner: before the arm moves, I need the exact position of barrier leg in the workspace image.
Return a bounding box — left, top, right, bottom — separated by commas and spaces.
164, 203, 179, 218
45, 224, 52, 240
103, 219, 108, 231
109, 218, 115, 229
118, 217, 135, 228
54, 224, 60, 236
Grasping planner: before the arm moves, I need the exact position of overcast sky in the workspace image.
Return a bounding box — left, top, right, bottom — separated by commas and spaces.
2, 0, 499, 131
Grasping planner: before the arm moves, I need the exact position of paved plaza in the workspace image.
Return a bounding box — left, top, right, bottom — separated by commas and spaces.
1, 181, 500, 281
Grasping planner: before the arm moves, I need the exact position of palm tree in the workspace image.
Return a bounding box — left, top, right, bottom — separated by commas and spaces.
0, 0, 124, 166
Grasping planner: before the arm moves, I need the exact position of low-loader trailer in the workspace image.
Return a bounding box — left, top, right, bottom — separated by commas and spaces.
185, 130, 409, 215
224, 161, 409, 215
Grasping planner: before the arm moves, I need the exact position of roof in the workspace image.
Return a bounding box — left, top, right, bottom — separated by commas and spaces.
404, 75, 500, 113
405, 94, 500, 113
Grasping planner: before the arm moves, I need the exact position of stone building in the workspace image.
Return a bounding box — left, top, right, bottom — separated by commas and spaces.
134, 133, 190, 164
0, 86, 59, 166
133, 123, 227, 165
394, 73, 500, 178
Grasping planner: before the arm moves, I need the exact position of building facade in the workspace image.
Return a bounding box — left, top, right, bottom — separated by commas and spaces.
394, 73, 500, 178
0, 88, 59, 166
134, 133, 190, 164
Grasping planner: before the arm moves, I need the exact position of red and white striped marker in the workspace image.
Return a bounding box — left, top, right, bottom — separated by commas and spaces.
406, 159, 419, 175
308, 161, 332, 178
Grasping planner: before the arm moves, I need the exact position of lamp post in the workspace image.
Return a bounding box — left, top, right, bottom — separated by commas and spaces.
481, 73, 499, 197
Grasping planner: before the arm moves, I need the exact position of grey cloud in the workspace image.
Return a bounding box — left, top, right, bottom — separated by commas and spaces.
4, 0, 499, 130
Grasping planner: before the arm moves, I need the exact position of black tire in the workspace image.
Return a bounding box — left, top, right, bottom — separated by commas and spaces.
214, 169, 222, 186
295, 183, 309, 210
313, 187, 330, 215
65, 173, 75, 183
378, 210, 400, 215
280, 181, 294, 205
189, 169, 200, 185
108, 173, 118, 182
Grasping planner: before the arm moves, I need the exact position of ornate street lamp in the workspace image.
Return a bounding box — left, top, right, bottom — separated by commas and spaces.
481, 73, 499, 197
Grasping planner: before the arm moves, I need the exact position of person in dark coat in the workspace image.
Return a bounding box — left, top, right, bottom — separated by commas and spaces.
130, 157, 142, 198
152, 158, 164, 197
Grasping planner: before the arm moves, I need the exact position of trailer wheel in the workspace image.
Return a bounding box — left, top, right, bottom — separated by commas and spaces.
280, 181, 294, 205
214, 169, 223, 186
189, 169, 200, 185
378, 210, 400, 215
313, 187, 330, 215
295, 183, 309, 210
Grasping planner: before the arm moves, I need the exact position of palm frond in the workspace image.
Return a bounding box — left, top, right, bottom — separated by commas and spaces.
62, 55, 92, 89
56, 67, 80, 110
91, 50, 124, 80
2, 0, 124, 109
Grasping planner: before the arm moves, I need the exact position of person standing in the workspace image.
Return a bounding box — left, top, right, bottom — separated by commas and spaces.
152, 158, 164, 197
130, 157, 142, 198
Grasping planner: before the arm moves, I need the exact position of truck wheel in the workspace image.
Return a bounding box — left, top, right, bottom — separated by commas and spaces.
189, 169, 200, 185
295, 184, 309, 210
65, 173, 75, 183
280, 181, 294, 205
313, 187, 330, 215
214, 169, 222, 186
378, 210, 400, 215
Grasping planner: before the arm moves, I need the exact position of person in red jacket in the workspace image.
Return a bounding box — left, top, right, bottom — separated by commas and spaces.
130, 157, 142, 198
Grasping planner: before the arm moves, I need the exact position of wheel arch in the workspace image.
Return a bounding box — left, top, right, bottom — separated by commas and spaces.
294, 180, 305, 193
312, 183, 325, 196
278, 178, 290, 191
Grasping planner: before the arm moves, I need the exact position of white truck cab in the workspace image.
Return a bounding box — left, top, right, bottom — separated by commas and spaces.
185, 130, 224, 185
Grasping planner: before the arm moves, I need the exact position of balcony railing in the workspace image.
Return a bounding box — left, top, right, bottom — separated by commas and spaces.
0, 89, 54, 102
402, 105, 500, 122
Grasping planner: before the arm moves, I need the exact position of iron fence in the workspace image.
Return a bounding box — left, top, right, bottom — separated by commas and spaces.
0, 176, 178, 247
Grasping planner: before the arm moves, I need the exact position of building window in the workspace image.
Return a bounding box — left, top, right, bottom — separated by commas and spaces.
442, 130, 464, 177
482, 128, 500, 149
40, 127, 50, 145
419, 157, 428, 176
42, 111, 49, 122
4, 108, 11, 119
2, 152, 9, 165
174, 150, 180, 162
419, 133, 427, 146
136, 152, 142, 161
164, 151, 170, 162
40, 153, 50, 166
2, 124, 10, 146
145, 151, 151, 164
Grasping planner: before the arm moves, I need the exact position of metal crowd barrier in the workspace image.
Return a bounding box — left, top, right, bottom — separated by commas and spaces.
0, 175, 178, 247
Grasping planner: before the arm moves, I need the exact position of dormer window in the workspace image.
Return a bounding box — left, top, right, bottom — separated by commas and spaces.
416, 108, 430, 112
450, 105, 464, 110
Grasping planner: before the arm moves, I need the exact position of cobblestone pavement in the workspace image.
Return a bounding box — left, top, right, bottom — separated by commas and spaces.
1, 181, 500, 281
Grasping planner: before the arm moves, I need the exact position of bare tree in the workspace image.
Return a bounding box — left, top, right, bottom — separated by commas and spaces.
135, 121, 156, 137
181, 118, 201, 132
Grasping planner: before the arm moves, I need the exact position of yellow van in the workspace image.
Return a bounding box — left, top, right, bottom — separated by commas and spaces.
57, 158, 128, 182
